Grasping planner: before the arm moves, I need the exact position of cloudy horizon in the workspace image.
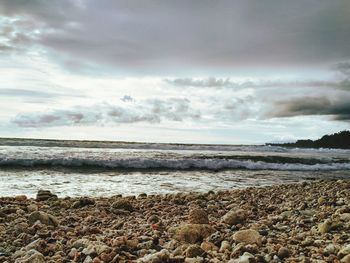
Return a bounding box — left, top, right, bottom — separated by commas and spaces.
0, 0, 350, 144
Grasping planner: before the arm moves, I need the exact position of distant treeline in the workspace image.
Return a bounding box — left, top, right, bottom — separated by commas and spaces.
268, 130, 350, 149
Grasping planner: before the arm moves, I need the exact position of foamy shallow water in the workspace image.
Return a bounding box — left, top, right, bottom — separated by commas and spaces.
1, 169, 349, 198
1, 143, 349, 197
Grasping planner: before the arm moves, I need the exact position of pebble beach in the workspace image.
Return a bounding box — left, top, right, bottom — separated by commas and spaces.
1, 180, 350, 263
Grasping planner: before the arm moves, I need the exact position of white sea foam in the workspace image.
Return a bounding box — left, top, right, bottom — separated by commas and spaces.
1, 157, 350, 171
0, 145, 349, 171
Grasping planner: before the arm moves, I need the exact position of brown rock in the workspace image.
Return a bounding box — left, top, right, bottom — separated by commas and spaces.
28, 211, 59, 227
170, 224, 215, 244
222, 209, 246, 225
341, 255, 350, 263
111, 199, 133, 211
318, 219, 332, 234
200, 241, 218, 252
188, 208, 209, 224
185, 244, 205, 258
15, 195, 27, 202
232, 229, 262, 245
277, 247, 290, 259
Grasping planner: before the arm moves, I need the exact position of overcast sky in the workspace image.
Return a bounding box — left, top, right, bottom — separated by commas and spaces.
0, 0, 349, 144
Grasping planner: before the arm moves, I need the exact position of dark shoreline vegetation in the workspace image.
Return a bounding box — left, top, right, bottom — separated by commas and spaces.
267, 130, 350, 149
0, 180, 349, 262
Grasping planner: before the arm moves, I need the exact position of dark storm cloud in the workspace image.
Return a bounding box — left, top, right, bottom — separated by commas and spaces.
271, 96, 350, 121
12, 98, 201, 127
1, 0, 350, 72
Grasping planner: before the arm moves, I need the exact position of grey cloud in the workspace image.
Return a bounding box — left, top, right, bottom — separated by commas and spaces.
164, 78, 234, 88
0, 18, 38, 53
334, 62, 350, 76
1, 0, 349, 73
12, 98, 201, 127
120, 95, 134, 102
270, 96, 350, 121
165, 77, 343, 90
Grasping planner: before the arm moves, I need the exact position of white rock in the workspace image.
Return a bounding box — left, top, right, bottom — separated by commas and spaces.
229, 252, 255, 263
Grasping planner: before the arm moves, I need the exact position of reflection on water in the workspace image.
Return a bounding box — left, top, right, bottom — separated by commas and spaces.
0, 169, 349, 198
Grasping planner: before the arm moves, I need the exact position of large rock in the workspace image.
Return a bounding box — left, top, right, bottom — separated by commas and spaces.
222, 209, 246, 225
111, 199, 133, 211
14, 249, 45, 263
36, 190, 57, 201
28, 211, 59, 227
232, 229, 262, 245
170, 224, 215, 244
188, 208, 209, 224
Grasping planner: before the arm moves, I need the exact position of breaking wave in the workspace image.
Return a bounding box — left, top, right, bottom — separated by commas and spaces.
1, 157, 350, 171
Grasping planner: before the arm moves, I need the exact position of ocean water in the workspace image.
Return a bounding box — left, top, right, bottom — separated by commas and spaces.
0, 139, 349, 197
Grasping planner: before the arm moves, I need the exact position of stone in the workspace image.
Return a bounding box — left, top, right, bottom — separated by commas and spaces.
200, 241, 218, 252
147, 215, 160, 224
36, 190, 57, 201
229, 252, 255, 263
277, 247, 290, 259
111, 199, 133, 211
184, 257, 204, 263
137, 249, 170, 263
232, 229, 262, 245
219, 240, 231, 252
324, 244, 338, 255
341, 255, 350, 263
28, 211, 59, 227
185, 244, 205, 258
71, 198, 95, 208
170, 224, 215, 244
15, 195, 27, 202
340, 213, 350, 221
338, 244, 350, 258
318, 219, 332, 234
188, 208, 209, 224
72, 239, 110, 255
14, 249, 45, 263
27, 204, 38, 213
222, 209, 246, 225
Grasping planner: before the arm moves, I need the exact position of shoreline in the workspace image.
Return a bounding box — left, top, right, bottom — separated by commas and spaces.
1, 180, 350, 262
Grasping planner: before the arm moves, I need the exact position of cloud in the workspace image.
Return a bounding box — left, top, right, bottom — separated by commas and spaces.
120, 95, 134, 102
1, 1, 350, 73
270, 96, 350, 121
164, 77, 235, 88
0, 88, 58, 98
12, 98, 201, 127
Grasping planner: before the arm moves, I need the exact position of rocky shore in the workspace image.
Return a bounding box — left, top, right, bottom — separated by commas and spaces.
0, 180, 350, 263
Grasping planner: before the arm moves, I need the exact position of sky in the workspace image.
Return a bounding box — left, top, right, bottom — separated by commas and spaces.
0, 0, 350, 144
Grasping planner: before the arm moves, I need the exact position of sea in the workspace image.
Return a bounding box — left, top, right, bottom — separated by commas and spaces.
0, 138, 349, 198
